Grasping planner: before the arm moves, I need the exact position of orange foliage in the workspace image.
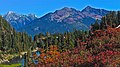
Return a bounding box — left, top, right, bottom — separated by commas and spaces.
29, 27, 120, 67
40, 53, 46, 59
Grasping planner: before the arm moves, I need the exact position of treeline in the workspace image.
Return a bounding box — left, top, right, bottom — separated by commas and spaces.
0, 16, 35, 53
91, 11, 120, 31
34, 30, 89, 51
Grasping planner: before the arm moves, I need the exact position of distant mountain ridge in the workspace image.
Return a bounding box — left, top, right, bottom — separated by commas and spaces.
3, 6, 110, 36
3, 11, 37, 30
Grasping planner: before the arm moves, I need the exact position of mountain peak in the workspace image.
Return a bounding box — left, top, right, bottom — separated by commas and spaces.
54, 7, 73, 13
81, 6, 109, 19
61, 7, 78, 12
54, 7, 79, 15
7, 11, 15, 15
85, 6, 93, 9
28, 14, 37, 17
82, 6, 95, 12
62, 7, 71, 10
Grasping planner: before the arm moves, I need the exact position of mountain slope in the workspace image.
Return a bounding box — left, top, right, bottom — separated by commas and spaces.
82, 6, 109, 19
19, 6, 109, 36
0, 16, 33, 52
3, 11, 37, 30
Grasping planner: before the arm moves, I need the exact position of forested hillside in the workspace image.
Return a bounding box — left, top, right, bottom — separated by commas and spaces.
0, 16, 34, 53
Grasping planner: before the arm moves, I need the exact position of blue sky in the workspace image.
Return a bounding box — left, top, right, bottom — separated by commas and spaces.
0, 0, 120, 17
